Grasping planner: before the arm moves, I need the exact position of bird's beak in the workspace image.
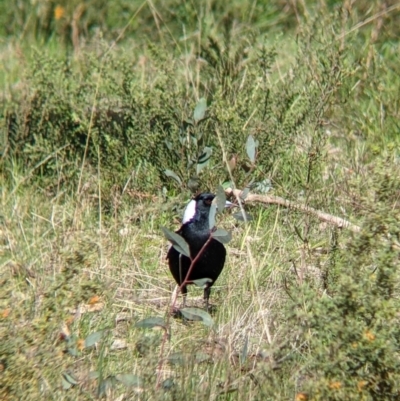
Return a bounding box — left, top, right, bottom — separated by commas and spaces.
224, 200, 236, 208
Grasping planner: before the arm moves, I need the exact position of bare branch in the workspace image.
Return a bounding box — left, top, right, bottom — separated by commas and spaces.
226, 188, 361, 233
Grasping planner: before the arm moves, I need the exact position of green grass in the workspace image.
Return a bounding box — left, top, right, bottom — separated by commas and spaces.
1, 0, 400, 400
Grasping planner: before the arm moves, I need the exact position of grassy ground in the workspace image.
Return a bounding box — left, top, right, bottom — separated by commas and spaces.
1, 1, 400, 400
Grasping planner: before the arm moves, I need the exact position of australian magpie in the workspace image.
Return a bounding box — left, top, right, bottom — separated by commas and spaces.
167, 193, 229, 310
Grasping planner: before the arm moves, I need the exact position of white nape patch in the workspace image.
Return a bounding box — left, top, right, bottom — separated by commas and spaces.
182, 199, 197, 224
224, 200, 234, 208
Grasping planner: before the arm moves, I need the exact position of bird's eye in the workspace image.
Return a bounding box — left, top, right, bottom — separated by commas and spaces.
204, 198, 212, 206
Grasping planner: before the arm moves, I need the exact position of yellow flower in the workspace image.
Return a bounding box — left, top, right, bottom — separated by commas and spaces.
1, 308, 11, 318
77, 339, 85, 351
328, 381, 342, 390
357, 381, 367, 392
54, 5, 65, 20
295, 393, 308, 401
364, 330, 375, 342
89, 295, 101, 305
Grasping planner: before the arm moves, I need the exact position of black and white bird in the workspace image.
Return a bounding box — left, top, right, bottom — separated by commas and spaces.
167, 193, 230, 310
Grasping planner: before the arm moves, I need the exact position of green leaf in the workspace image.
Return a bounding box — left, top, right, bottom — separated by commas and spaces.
162, 378, 175, 389
67, 347, 79, 356
164, 169, 182, 185
208, 202, 217, 229
85, 330, 105, 349
116, 374, 143, 388
222, 181, 233, 190
135, 317, 166, 329
198, 146, 212, 163
89, 371, 100, 379
167, 352, 185, 365
180, 308, 214, 327
196, 147, 213, 175
196, 160, 209, 175
97, 376, 116, 398
216, 185, 226, 213
240, 187, 250, 200
164, 139, 173, 151
183, 118, 194, 127
193, 98, 207, 122
195, 351, 211, 363
66, 335, 80, 356
246, 135, 256, 163
62, 372, 79, 385
212, 228, 232, 244
161, 227, 191, 258
62, 376, 72, 390
191, 278, 213, 288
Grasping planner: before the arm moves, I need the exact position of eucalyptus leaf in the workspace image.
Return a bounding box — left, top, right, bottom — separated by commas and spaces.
89, 371, 100, 379
240, 187, 250, 200
191, 278, 213, 288
216, 185, 226, 213
197, 130, 204, 142
62, 372, 78, 389
195, 351, 211, 363
167, 352, 186, 365
193, 98, 207, 122
116, 374, 143, 388
67, 347, 79, 356
183, 118, 194, 127
246, 135, 256, 163
85, 330, 106, 349
191, 135, 198, 146
180, 307, 214, 327
164, 140, 173, 150
222, 181, 233, 190
198, 147, 212, 163
162, 378, 175, 389
97, 376, 116, 398
63, 372, 79, 385
161, 227, 191, 258
62, 376, 73, 390
66, 334, 77, 347
212, 228, 232, 244
196, 160, 209, 175
164, 169, 182, 185
208, 202, 217, 229
135, 317, 166, 329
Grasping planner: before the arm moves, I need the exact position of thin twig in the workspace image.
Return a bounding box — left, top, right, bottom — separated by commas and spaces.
157, 233, 213, 388
167, 234, 213, 314
226, 188, 361, 233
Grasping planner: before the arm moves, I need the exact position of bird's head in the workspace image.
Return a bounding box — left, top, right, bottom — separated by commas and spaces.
182, 192, 233, 225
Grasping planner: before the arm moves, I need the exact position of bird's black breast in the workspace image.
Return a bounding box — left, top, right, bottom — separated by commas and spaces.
167, 230, 226, 286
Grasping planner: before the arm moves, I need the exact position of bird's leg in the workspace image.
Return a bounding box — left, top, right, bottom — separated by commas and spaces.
204, 287, 211, 312
181, 285, 188, 308
178, 254, 187, 308
178, 254, 183, 284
